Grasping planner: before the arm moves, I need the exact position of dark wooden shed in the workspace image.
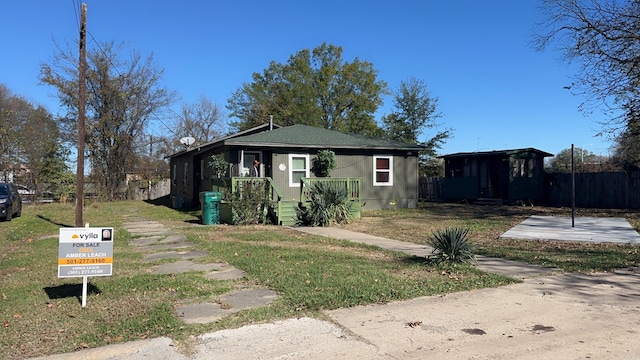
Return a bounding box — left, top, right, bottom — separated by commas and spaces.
439, 148, 553, 204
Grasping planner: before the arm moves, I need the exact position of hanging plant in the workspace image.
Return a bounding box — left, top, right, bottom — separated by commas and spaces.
208, 153, 228, 178
311, 149, 337, 177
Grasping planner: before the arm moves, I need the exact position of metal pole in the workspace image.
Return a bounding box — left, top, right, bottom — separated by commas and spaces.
571, 144, 575, 227
82, 222, 89, 308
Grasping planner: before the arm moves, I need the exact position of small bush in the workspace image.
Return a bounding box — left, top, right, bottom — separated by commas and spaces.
296, 181, 352, 226
228, 180, 273, 225
427, 227, 475, 264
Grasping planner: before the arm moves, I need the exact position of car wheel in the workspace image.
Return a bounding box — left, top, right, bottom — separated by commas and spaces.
5, 208, 12, 221
15, 205, 21, 218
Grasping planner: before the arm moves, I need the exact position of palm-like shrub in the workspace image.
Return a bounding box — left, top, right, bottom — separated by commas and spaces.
427, 227, 475, 264
296, 181, 352, 226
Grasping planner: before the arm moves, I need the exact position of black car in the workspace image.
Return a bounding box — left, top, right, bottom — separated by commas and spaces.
0, 183, 22, 221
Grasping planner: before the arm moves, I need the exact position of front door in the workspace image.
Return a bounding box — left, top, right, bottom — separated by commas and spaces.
242, 151, 261, 176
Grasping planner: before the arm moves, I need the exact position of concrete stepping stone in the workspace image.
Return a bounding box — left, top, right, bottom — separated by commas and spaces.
156, 234, 188, 244
206, 268, 247, 280
175, 288, 279, 324
144, 250, 208, 262
129, 230, 176, 237
124, 225, 171, 232
129, 234, 188, 247
123, 220, 163, 224
154, 260, 226, 274
129, 236, 165, 246
137, 241, 195, 252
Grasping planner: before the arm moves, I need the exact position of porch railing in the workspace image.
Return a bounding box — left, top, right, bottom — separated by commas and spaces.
211, 177, 282, 202
299, 177, 361, 203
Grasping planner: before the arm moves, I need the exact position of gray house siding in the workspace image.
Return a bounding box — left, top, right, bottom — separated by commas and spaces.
168, 124, 424, 211
276, 150, 418, 210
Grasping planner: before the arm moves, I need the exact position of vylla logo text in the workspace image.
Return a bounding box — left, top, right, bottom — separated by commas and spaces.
75, 233, 99, 240
81, 232, 99, 240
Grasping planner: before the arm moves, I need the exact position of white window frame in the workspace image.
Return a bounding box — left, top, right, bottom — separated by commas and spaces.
373, 156, 393, 186
288, 153, 310, 187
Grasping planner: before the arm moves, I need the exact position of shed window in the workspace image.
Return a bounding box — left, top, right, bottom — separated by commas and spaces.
172, 164, 176, 186
512, 158, 535, 178
289, 154, 309, 187
373, 156, 393, 186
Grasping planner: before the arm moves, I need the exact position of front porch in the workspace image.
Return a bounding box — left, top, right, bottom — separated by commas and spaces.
210, 177, 361, 226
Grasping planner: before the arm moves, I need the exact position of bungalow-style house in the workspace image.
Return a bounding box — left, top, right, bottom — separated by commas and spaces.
439, 148, 553, 205
167, 123, 425, 224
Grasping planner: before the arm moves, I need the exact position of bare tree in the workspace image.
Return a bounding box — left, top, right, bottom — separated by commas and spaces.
534, 0, 640, 133
40, 41, 174, 200
169, 95, 229, 148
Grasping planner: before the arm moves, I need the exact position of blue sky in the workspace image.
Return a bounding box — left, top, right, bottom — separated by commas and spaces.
0, 0, 615, 157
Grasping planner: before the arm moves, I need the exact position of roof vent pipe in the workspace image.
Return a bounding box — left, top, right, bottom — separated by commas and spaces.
269, 115, 273, 131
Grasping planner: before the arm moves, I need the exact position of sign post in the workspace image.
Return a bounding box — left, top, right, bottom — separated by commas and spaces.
58, 226, 113, 307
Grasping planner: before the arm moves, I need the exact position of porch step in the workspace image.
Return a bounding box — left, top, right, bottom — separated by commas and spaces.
474, 198, 503, 206
276, 201, 298, 226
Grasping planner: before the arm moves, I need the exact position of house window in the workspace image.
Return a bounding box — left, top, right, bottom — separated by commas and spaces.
289, 154, 309, 187
373, 156, 393, 186
200, 160, 205, 180
183, 162, 189, 186
172, 164, 176, 186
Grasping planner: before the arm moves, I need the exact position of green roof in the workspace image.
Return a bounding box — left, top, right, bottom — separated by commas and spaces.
224, 124, 425, 151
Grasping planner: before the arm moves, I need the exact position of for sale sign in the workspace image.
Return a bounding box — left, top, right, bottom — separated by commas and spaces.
58, 227, 113, 278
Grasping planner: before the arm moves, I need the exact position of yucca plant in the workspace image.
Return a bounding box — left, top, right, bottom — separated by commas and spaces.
427, 227, 475, 264
296, 181, 352, 226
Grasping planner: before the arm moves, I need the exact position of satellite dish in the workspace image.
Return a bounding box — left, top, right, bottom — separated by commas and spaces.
179, 136, 196, 147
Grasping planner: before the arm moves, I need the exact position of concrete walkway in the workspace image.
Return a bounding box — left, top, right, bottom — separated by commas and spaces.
294, 226, 559, 279
121, 217, 279, 324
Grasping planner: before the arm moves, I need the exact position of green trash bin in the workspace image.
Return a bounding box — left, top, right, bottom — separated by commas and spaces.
200, 191, 222, 225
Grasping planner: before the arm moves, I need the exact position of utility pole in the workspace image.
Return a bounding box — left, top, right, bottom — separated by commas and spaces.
76, 3, 87, 227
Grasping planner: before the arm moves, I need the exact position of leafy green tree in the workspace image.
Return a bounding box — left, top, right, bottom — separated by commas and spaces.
227, 43, 388, 137
21, 106, 70, 188
546, 147, 597, 173
0, 84, 69, 187
0, 84, 24, 181
382, 78, 450, 176
40, 41, 174, 200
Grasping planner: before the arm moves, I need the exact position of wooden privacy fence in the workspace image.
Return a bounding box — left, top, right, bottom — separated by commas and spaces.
420, 172, 640, 209
419, 176, 443, 201
546, 171, 640, 209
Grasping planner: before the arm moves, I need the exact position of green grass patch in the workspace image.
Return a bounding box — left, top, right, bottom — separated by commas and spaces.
3, 200, 637, 359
